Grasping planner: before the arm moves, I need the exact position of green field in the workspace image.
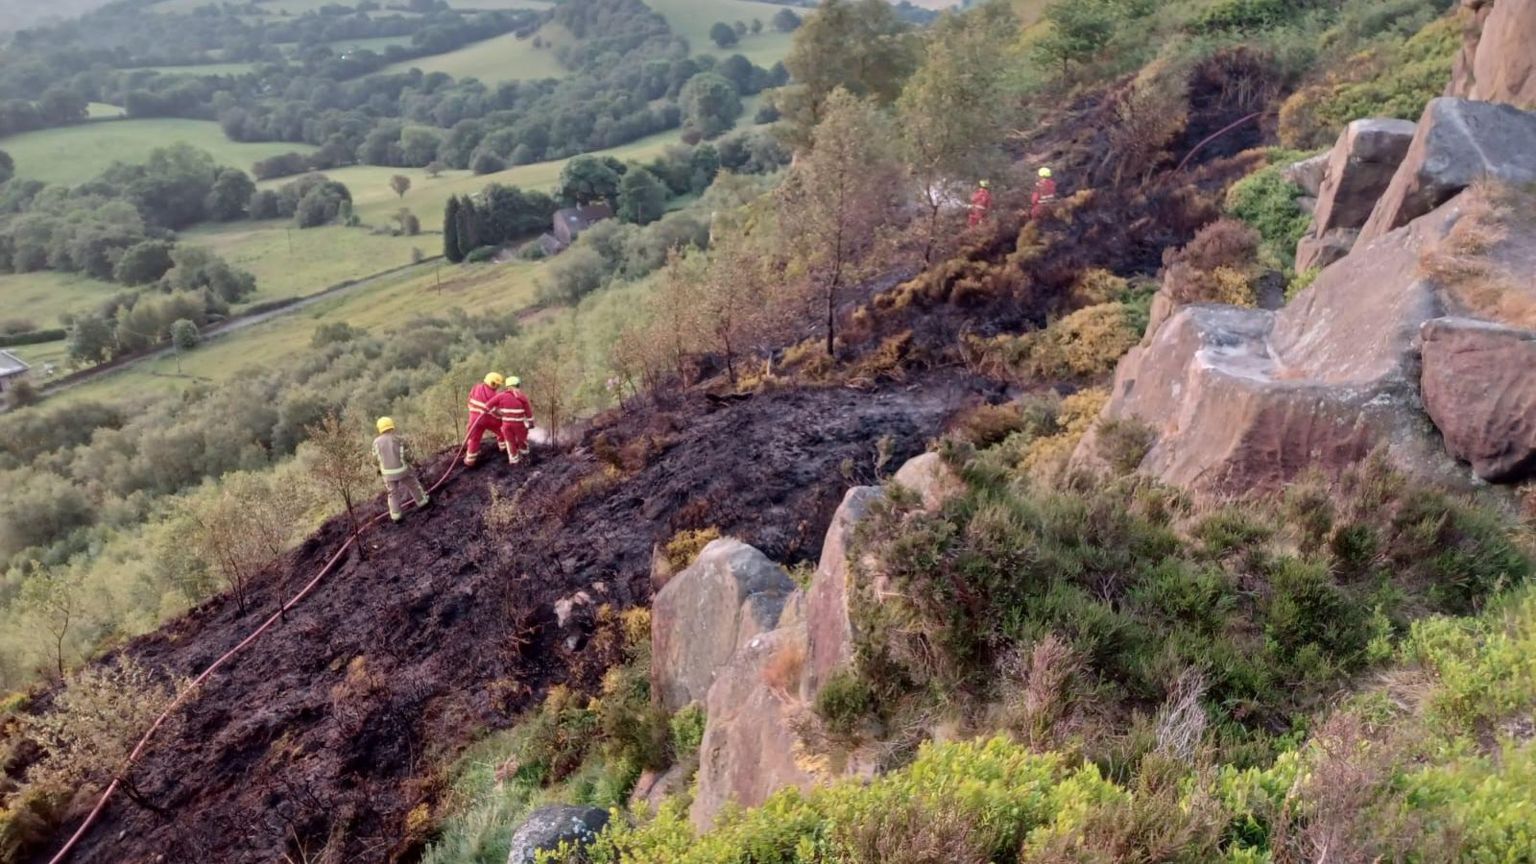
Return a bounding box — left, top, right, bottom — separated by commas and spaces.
0, 119, 316, 187
87, 102, 126, 119
448, 0, 555, 7
135, 62, 258, 76
379, 27, 569, 82
184, 222, 432, 302
56, 260, 543, 403
278, 127, 682, 235
0, 271, 124, 330
645, 0, 797, 65
331, 35, 415, 52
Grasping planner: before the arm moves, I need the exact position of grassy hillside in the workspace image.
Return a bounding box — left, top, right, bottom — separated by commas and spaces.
378, 26, 570, 82
646, 0, 797, 64
0, 119, 315, 186
182, 222, 432, 302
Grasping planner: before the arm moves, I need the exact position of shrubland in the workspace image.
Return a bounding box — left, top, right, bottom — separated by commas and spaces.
553, 428, 1534, 864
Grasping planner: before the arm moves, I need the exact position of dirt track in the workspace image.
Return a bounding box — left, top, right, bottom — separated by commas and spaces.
34, 377, 980, 864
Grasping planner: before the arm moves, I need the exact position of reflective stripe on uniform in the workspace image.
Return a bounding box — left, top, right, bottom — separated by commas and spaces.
382, 465, 410, 479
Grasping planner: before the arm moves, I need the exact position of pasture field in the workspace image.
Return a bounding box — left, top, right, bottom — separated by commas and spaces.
135, 62, 258, 76
0, 271, 125, 331
378, 27, 569, 82
284, 127, 682, 233
55, 260, 543, 403
86, 102, 126, 118
183, 222, 432, 302
0, 119, 316, 186
329, 35, 415, 52
447, 0, 555, 8
644, 0, 797, 65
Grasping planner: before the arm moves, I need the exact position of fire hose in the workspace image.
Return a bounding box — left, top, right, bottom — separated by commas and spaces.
45, 433, 478, 864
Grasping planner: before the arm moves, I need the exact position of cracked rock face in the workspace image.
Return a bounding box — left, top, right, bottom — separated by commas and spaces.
1448, 0, 1536, 109
1076, 197, 1474, 495
1358, 98, 1536, 245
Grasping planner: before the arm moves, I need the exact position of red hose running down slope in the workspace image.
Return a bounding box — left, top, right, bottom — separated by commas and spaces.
46, 438, 472, 864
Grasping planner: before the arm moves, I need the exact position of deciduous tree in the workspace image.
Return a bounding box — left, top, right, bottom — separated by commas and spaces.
617, 166, 668, 225
389, 174, 412, 198
19, 566, 81, 680
300, 412, 374, 536
681, 73, 743, 140
557, 155, 623, 205
777, 0, 919, 145
897, 2, 1016, 262
776, 88, 904, 358
709, 21, 739, 47
205, 168, 255, 221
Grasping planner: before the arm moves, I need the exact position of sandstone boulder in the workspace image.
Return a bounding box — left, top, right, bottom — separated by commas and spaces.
1449, 0, 1536, 108
1420, 317, 1536, 482
652, 538, 798, 712
1358, 99, 1536, 244
506, 805, 609, 864
1295, 118, 1416, 271
891, 452, 964, 512
1078, 197, 1474, 494
692, 626, 816, 830
804, 486, 885, 699
1284, 151, 1331, 197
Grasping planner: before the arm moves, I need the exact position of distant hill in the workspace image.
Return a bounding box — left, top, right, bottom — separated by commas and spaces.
0, 0, 118, 32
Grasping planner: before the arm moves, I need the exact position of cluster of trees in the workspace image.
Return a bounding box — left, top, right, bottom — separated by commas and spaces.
708, 19, 765, 48
613, 0, 1016, 385
443, 128, 790, 262
442, 185, 560, 262
0, 145, 264, 291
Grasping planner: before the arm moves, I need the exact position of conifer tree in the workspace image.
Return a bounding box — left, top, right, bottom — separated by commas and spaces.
443, 196, 464, 262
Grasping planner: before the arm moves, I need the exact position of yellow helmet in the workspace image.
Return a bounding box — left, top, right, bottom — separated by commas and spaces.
1039, 167, 1053, 179
507, 375, 521, 388
484, 372, 505, 388
978, 179, 990, 189
377, 416, 396, 434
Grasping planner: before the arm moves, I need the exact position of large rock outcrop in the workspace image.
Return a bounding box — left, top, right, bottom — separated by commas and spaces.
803, 485, 885, 698
1448, 0, 1536, 109
1295, 118, 1417, 272
1357, 98, 1536, 244
1076, 197, 1476, 494
684, 453, 960, 830
1420, 317, 1536, 482
506, 805, 610, 864
691, 625, 817, 830
652, 537, 798, 712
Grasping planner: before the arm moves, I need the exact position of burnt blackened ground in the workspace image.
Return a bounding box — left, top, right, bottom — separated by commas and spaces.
32, 375, 981, 864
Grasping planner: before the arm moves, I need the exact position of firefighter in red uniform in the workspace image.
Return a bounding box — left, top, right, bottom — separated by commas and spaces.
463, 372, 505, 466
968, 179, 992, 227
1031, 167, 1058, 220
486, 376, 535, 464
